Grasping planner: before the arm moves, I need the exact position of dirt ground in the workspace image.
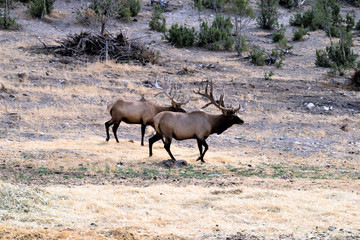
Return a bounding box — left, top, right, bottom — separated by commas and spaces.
0, 0, 360, 239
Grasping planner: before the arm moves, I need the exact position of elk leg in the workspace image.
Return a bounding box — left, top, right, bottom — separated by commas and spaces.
164, 138, 176, 160
196, 139, 203, 161
149, 132, 163, 157
197, 139, 208, 163
141, 123, 146, 146
112, 122, 121, 143
105, 119, 114, 141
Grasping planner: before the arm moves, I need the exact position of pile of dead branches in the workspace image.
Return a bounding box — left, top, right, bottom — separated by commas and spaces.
51, 31, 159, 64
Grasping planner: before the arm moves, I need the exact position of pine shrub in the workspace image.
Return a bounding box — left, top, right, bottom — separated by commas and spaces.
257, 0, 279, 30
292, 25, 308, 41
165, 24, 196, 48
198, 14, 234, 50
272, 27, 285, 43
29, 0, 56, 18
149, 5, 166, 33
250, 47, 266, 66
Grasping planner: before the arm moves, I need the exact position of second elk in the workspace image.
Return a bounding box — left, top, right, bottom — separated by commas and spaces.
149, 80, 244, 163
105, 78, 189, 146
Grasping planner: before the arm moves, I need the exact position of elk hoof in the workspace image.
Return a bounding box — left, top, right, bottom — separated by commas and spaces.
106, 138, 110, 142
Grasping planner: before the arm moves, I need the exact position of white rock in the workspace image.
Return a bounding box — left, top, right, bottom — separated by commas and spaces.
306, 103, 315, 110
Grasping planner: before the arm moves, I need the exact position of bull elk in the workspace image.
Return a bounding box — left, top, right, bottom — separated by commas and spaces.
105, 77, 189, 146
149, 80, 244, 163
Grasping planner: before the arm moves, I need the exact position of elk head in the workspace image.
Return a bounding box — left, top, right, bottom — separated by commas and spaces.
194, 80, 244, 124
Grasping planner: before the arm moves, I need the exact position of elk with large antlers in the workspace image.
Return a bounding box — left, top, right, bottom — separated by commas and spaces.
105, 77, 189, 146
149, 80, 244, 163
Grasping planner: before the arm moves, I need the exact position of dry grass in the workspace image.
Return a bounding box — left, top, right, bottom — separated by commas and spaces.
1, 182, 359, 239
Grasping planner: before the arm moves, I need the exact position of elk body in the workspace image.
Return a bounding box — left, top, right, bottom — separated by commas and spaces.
149, 80, 244, 163
105, 78, 188, 146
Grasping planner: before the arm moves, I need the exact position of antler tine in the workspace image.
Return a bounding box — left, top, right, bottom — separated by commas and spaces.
194, 80, 243, 114
155, 76, 189, 108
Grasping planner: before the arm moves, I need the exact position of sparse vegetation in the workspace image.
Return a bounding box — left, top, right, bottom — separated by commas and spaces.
315, 30, 358, 74
224, 0, 255, 55
272, 26, 286, 43
264, 70, 274, 80
292, 25, 308, 41
193, 0, 228, 11
149, 4, 166, 32
250, 47, 266, 66
0, 1, 19, 30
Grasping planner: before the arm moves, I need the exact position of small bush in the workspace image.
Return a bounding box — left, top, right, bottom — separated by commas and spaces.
292, 25, 308, 41
272, 27, 285, 43
129, 0, 141, 16
257, 0, 279, 30
250, 47, 266, 66
117, 0, 140, 22
315, 30, 358, 74
29, 0, 56, 18
118, 7, 132, 22
0, 9, 20, 30
345, 13, 355, 32
315, 49, 332, 68
149, 5, 166, 33
289, 9, 317, 30
165, 24, 196, 48
193, 0, 228, 10
356, 19, 360, 30
275, 59, 283, 68
198, 14, 234, 50
264, 70, 274, 80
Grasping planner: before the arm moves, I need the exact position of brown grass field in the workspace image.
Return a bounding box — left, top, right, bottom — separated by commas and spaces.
0, 0, 360, 239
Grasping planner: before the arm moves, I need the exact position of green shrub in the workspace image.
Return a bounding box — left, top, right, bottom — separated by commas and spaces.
292, 25, 308, 41
149, 5, 166, 33
29, 0, 56, 18
264, 70, 274, 80
250, 47, 266, 66
118, 7, 132, 22
165, 24, 196, 48
356, 18, 360, 30
129, 0, 141, 16
257, 0, 279, 30
272, 27, 285, 43
290, 0, 343, 34
275, 59, 283, 68
316, 30, 358, 74
289, 9, 316, 30
117, 0, 141, 21
345, 13, 355, 32
315, 49, 331, 67
193, 0, 228, 10
0, 10, 19, 30
198, 14, 234, 50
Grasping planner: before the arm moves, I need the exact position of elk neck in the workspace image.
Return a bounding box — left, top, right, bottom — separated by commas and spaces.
211, 114, 239, 135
